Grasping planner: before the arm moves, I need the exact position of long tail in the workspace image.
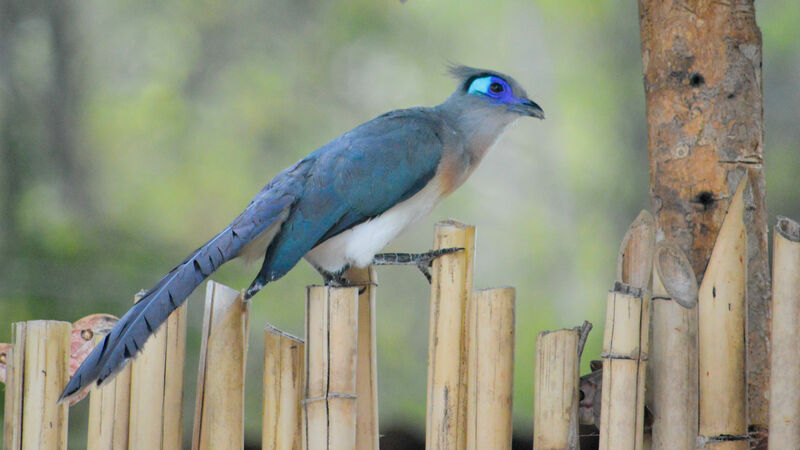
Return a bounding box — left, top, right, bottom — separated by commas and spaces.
59, 192, 293, 402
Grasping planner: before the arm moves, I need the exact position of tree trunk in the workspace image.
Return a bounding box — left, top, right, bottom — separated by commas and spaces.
638, 0, 769, 443
46, 0, 91, 213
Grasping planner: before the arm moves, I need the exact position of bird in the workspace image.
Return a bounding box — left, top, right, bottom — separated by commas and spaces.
60, 65, 544, 402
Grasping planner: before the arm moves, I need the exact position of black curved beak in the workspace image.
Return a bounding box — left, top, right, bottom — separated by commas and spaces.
518, 99, 545, 119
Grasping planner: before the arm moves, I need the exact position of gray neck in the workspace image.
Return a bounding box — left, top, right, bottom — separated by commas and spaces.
434, 95, 517, 166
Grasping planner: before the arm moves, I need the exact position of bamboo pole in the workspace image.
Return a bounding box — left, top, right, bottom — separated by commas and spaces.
426, 220, 475, 450
304, 286, 359, 450
697, 180, 747, 449
192, 281, 250, 450
129, 292, 188, 450
1, 342, 14, 450
599, 283, 649, 450
615, 211, 654, 449
465, 287, 515, 450
648, 241, 698, 450
3, 320, 71, 450
769, 216, 800, 449
263, 324, 304, 450
87, 332, 132, 450
533, 324, 586, 450
344, 266, 380, 450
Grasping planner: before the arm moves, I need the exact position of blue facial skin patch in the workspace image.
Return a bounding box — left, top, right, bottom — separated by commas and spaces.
468, 77, 493, 95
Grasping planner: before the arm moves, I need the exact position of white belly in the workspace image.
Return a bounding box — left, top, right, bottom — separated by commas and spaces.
304, 179, 443, 273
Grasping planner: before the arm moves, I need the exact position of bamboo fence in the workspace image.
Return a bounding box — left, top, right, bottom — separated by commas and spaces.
0, 210, 798, 449
697, 180, 748, 449
769, 216, 800, 449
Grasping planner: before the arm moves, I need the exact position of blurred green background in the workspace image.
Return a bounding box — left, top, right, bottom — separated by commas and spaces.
1, 0, 798, 446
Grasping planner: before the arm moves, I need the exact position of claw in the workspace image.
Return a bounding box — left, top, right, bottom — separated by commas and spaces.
417, 264, 433, 283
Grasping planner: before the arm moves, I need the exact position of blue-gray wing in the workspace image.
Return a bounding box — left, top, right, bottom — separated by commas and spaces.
253, 108, 447, 282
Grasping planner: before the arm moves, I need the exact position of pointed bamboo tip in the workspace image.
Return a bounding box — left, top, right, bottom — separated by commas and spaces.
654, 241, 698, 308
776, 216, 800, 242
617, 210, 656, 289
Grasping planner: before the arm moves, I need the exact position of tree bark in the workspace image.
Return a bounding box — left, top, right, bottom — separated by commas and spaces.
638, 0, 769, 441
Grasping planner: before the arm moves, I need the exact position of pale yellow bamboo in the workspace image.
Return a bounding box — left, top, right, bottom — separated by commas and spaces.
262, 325, 304, 450
465, 287, 514, 450
426, 220, 475, 450
615, 211, 655, 450
648, 241, 698, 450
3, 321, 71, 450
3, 344, 18, 450
599, 283, 649, 450
304, 286, 359, 450
698, 180, 747, 449
769, 216, 800, 449
617, 210, 656, 290
3, 345, 22, 450
129, 294, 187, 450
344, 266, 380, 450
163, 297, 187, 450
192, 281, 250, 450
87, 335, 132, 450
533, 327, 581, 450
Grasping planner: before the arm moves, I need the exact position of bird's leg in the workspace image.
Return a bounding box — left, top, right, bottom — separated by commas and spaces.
316, 265, 351, 287
372, 248, 464, 283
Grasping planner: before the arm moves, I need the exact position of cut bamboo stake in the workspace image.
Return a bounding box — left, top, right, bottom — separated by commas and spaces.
129, 292, 188, 450
192, 281, 250, 450
344, 266, 380, 450
2, 344, 18, 450
426, 220, 475, 450
697, 179, 748, 449
304, 286, 359, 450
87, 334, 132, 450
649, 241, 698, 450
769, 216, 800, 449
3, 320, 71, 450
466, 287, 515, 450
533, 323, 590, 450
616, 210, 655, 450
263, 325, 305, 450
599, 283, 649, 450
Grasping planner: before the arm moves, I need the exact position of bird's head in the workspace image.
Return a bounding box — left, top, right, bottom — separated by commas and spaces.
437, 65, 544, 152
447, 65, 545, 120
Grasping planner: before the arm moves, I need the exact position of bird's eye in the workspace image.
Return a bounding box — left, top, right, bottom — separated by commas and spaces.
579, 390, 586, 401
81, 329, 94, 340
489, 82, 504, 93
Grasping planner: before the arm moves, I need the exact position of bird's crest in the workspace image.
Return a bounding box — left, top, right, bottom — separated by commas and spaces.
447, 65, 508, 92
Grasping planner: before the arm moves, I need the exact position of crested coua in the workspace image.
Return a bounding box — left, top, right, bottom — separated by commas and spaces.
61, 65, 544, 401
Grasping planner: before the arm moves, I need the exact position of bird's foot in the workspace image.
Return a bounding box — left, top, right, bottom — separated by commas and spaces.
372, 248, 463, 283
319, 265, 351, 287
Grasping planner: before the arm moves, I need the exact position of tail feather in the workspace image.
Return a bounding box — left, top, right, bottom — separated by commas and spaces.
60, 193, 293, 402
